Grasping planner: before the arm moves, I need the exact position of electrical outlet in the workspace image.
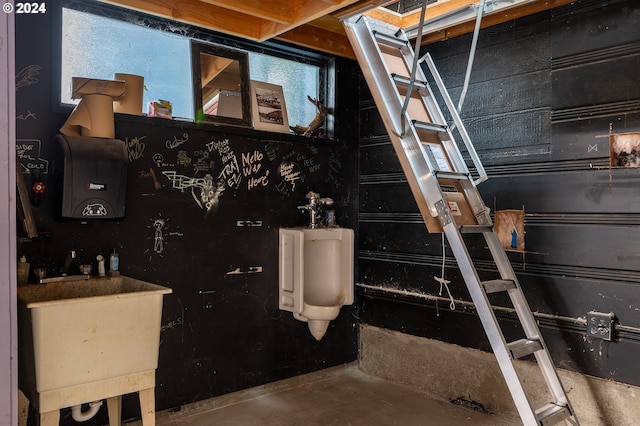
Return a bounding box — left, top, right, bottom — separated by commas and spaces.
586, 311, 615, 341
201, 290, 215, 311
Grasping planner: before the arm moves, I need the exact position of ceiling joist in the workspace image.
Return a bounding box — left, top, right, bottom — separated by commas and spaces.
98, 0, 580, 58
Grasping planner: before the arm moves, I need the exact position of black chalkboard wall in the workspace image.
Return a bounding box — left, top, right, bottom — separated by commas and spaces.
15, 4, 360, 424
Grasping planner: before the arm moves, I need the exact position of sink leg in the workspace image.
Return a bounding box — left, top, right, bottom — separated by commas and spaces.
139, 388, 155, 426
39, 410, 59, 426
107, 395, 122, 426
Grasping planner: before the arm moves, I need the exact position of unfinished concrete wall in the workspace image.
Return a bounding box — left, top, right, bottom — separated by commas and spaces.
360, 325, 640, 425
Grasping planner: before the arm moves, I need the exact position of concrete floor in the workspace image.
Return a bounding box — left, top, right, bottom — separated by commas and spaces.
135, 365, 517, 426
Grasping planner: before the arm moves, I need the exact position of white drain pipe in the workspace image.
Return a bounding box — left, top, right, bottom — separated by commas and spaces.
71, 400, 103, 422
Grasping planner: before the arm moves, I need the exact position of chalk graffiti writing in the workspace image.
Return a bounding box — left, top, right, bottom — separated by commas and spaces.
265, 143, 278, 162
193, 150, 215, 173
276, 161, 304, 196
201, 174, 225, 213
163, 171, 225, 212
177, 150, 192, 168
326, 153, 343, 188
138, 168, 162, 190
247, 171, 269, 190
295, 152, 318, 170
161, 317, 183, 333
16, 139, 49, 174
126, 135, 146, 161
152, 152, 174, 168
218, 156, 241, 189
242, 150, 263, 176
163, 171, 207, 192
16, 65, 43, 90
166, 133, 189, 149
242, 150, 268, 190
17, 110, 37, 120
212, 139, 242, 189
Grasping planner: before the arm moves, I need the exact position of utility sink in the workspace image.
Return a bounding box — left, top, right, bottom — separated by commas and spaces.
18, 275, 172, 426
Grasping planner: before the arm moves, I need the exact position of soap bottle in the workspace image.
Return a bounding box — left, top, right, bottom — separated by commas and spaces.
96, 255, 106, 277
17, 255, 30, 285
109, 249, 120, 276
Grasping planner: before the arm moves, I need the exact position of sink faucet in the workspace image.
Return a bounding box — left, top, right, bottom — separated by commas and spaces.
61, 250, 76, 276
297, 191, 334, 228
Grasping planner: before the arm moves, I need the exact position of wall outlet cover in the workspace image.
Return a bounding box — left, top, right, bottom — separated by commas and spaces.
586, 311, 615, 341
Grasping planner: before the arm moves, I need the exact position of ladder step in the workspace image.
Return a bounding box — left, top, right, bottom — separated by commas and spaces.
391, 73, 429, 89
414, 120, 448, 134
482, 279, 516, 294
373, 30, 408, 49
536, 402, 572, 426
458, 225, 493, 234
434, 170, 468, 180
507, 338, 543, 359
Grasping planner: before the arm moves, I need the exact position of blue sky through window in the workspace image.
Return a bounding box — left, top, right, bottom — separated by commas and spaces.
62, 8, 193, 119
61, 7, 322, 128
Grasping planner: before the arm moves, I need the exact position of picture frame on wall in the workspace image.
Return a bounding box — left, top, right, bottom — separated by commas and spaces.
250, 80, 289, 134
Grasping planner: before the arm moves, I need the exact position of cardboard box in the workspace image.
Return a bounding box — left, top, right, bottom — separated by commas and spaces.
147, 100, 172, 119
71, 77, 126, 99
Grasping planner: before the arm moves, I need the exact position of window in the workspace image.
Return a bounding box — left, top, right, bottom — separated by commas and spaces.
61, 7, 194, 119
60, 2, 328, 134
248, 52, 320, 131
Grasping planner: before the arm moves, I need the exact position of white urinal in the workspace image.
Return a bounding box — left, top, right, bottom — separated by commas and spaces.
279, 227, 354, 340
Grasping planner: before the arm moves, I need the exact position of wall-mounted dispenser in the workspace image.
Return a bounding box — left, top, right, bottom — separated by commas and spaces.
54, 134, 128, 219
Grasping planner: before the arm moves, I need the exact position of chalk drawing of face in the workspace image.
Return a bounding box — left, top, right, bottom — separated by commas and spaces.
153, 153, 164, 167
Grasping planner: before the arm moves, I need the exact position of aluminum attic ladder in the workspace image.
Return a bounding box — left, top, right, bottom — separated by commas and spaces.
343, 15, 578, 426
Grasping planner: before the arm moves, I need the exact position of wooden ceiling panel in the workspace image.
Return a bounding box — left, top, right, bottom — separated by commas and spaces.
199, 0, 294, 25
98, 0, 577, 58
100, 0, 265, 39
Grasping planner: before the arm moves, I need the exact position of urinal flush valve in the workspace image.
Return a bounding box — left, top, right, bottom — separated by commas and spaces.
297, 191, 334, 228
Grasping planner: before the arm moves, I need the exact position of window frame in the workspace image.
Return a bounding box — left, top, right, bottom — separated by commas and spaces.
191, 41, 253, 128
55, 0, 334, 137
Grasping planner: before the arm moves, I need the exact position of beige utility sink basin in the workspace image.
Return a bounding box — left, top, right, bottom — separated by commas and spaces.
18, 275, 172, 426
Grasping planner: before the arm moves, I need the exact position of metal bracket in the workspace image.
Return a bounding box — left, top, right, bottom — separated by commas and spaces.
435, 199, 451, 228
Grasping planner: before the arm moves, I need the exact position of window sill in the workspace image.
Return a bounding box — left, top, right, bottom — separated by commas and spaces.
114, 113, 335, 144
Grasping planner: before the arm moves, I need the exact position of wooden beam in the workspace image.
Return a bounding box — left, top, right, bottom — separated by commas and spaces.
99, 0, 266, 39
199, 0, 294, 25
308, 15, 348, 35
363, 7, 403, 27
276, 24, 356, 59
200, 55, 234, 87
282, 0, 359, 34
331, 0, 396, 20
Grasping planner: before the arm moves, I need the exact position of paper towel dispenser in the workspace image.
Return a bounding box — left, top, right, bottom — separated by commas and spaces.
54, 134, 128, 219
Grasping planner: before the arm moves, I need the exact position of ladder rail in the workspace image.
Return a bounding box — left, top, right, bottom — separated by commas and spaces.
422, 53, 489, 185
400, 0, 428, 136
391, 34, 473, 180
391, 37, 492, 225
441, 220, 538, 425
485, 231, 576, 409
345, 17, 452, 217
